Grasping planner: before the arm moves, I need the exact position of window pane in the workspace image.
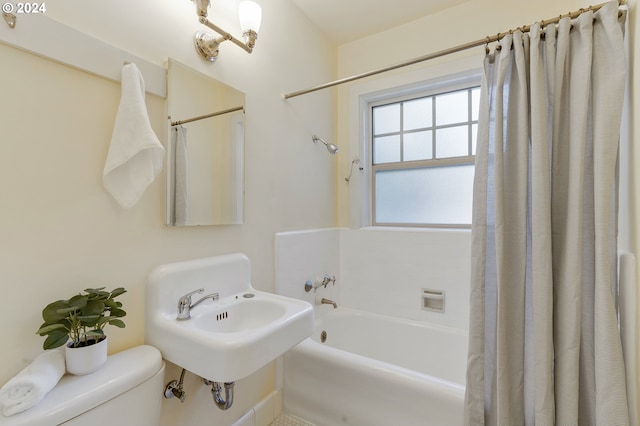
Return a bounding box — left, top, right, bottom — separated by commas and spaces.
404, 131, 432, 161
472, 123, 478, 155
436, 90, 468, 126
373, 104, 400, 135
373, 135, 400, 164
471, 88, 480, 121
403, 97, 432, 130
435, 125, 468, 158
375, 164, 474, 224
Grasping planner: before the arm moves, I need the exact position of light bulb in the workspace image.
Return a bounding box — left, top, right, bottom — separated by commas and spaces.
239, 1, 262, 33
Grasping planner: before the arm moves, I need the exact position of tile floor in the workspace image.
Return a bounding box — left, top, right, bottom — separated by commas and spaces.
270, 412, 316, 426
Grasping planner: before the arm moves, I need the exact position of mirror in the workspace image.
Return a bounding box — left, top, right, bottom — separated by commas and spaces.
166, 58, 245, 226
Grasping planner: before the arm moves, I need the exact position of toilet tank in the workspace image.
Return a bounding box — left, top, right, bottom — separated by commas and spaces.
0, 345, 165, 426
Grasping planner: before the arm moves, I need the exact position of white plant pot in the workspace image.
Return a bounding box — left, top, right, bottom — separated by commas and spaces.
65, 336, 108, 375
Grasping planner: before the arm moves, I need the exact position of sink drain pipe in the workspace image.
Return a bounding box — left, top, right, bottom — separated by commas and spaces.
165, 371, 235, 410
203, 379, 235, 410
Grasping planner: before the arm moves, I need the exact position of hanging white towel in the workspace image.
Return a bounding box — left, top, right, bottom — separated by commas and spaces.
103, 62, 165, 209
0, 350, 66, 417
171, 126, 188, 226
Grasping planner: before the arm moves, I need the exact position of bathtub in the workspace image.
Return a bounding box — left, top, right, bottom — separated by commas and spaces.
282, 307, 467, 426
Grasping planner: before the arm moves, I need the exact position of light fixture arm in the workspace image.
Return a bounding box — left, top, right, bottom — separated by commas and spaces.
199, 16, 254, 54
192, 0, 261, 62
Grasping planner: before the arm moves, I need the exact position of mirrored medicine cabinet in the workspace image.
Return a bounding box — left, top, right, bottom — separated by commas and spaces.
166, 58, 245, 226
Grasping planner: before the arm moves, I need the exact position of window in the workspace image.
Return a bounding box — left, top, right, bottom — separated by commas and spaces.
370, 84, 480, 227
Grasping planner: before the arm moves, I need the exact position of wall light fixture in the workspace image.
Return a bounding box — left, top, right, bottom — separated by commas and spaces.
192, 0, 262, 63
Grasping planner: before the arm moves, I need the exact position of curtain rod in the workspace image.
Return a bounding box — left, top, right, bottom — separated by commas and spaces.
170, 105, 244, 126
282, 0, 626, 100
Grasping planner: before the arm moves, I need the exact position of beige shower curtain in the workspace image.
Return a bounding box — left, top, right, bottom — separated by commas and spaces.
464, 2, 629, 424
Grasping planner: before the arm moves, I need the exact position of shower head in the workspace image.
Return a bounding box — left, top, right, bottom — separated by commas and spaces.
312, 135, 339, 155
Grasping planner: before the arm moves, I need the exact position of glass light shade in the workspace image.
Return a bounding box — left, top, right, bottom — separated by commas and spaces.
239, 1, 262, 33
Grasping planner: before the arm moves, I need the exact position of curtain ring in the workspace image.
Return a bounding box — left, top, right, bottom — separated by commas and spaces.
485, 36, 490, 54
495, 32, 503, 50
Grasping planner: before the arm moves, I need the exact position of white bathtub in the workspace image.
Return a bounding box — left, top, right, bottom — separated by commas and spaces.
282, 307, 467, 426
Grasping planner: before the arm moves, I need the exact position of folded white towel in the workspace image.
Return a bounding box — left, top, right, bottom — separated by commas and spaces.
0, 350, 66, 416
103, 62, 165, 209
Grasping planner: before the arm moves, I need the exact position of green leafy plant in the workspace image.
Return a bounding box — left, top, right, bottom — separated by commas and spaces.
36, 287, 127, 349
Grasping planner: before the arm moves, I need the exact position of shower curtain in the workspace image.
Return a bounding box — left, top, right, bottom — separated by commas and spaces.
170, 126, 188, 226
464, 2, 629, 425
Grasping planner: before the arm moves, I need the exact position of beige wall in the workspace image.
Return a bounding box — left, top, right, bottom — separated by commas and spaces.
2, 0, 638, 423
336, 0, 585, 226
0, 0, 336, 424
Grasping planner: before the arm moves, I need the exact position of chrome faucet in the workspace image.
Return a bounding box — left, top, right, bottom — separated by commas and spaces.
304, 274, 337, 293
320, 275, 336, 288
320, 298, 337, 309
177, 288, 219, 320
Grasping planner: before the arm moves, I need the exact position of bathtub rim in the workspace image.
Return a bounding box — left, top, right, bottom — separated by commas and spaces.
305, 305, 468, 389
293, 336, 466, 395
313, 305, 469, 341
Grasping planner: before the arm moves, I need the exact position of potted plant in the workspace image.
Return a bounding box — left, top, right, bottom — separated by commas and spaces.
36, 287, 127, 375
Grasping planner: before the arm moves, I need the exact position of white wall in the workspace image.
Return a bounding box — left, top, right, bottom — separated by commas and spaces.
275, 228, 470, 331
275, 228, 341, 311
340, 228, 471, 330
0, 1, 336, 425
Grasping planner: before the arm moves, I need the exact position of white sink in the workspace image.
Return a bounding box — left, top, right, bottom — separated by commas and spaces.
145, 254, 313, 382
190, 297, 286, 333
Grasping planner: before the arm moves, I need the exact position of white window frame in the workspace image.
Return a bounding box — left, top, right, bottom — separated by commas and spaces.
360, 71, 482, 229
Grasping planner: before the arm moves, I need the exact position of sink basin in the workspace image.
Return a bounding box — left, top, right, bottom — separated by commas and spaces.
145, 254, 313, 382
190, 297, 286, 333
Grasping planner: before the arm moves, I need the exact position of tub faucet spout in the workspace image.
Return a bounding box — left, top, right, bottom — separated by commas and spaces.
321, 298, 337, 309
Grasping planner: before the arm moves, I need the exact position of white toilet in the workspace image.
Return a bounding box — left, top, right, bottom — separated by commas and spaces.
0, 345, 165, 426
